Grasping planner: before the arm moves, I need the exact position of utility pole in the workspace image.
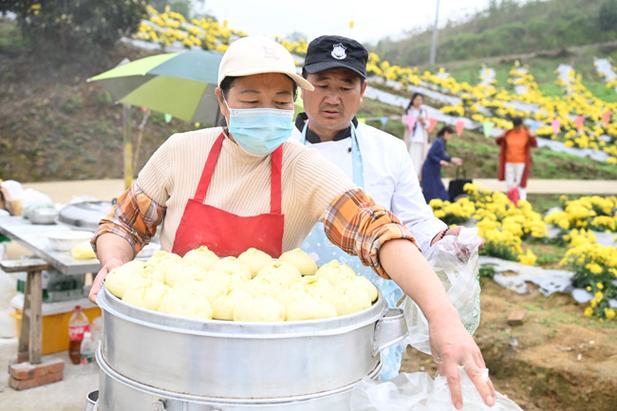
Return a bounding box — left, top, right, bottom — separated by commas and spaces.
429, 0, 441, 67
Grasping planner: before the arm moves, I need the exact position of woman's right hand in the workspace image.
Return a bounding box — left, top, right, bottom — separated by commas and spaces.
429, 312, 496, 409
89, 258, 126, 303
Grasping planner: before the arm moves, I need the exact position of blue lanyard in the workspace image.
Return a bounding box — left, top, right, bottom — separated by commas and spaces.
301, 122, 365, 187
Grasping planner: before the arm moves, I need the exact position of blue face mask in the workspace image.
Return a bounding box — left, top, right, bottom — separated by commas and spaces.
224, 100, 294, 157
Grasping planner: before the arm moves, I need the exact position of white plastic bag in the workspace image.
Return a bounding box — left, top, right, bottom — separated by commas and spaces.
350, 368, 522, 411
401, 227, 482, 354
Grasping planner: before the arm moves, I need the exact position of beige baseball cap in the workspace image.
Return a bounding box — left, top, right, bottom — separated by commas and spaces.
217, 36, 314, 91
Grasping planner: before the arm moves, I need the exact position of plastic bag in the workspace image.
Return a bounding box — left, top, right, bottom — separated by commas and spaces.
401, 227, 482, 354
350, 367, 522, 411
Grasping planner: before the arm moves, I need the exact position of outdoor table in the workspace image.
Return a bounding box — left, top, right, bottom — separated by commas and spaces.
0, 215, 99, 388
0, 215, 155, 389
0, 215, 101, 275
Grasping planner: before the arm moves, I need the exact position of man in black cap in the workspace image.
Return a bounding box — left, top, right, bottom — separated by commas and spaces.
292, 35, 484, 390
296, 35, 369, 141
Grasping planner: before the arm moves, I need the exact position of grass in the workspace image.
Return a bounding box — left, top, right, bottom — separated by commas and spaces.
525, 240, 567, 268
374, 0, 617, 68
444, 45, 617, 102
358, 99, 617, 180
527, 194, 564, 214
0, 18, 25, 51
358, 97, 406, 139
445, 129, 617, 180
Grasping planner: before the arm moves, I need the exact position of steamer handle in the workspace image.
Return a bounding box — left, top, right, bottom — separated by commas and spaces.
372, 308, 409, 357
152, 399, 166, 411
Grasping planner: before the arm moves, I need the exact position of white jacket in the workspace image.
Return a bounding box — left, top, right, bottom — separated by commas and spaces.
291, 122, 446, 253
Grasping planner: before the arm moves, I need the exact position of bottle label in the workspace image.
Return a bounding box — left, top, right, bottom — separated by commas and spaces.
69, 325, 87, 341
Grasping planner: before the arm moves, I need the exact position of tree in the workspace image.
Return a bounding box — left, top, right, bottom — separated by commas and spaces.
598, 0, 617, 32
0, 0, 147, 52
149, 0, 193, 17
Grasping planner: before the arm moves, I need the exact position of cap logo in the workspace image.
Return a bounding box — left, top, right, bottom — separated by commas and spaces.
331, 43, 347, 60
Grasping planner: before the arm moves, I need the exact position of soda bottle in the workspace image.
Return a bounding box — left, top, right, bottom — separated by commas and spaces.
80, 331, 94, 364
68, 305, 89, 365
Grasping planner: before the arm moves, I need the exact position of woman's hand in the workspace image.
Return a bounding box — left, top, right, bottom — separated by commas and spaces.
88, 257, 126, 303
429, 312, 496, 409
440, 160, 451, 167
379, 240, 493, 409
451, 157, 464, 166
89, 233, 135, 303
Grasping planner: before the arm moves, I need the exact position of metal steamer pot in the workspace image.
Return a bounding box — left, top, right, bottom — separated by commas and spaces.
97, 287, 408, 401
96, 346, 381, 411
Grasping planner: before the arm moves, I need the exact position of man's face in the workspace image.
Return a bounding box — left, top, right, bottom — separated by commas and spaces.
302, 68, 367, 133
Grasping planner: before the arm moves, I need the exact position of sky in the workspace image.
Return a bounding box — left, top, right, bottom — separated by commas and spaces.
198, 0, 494, 44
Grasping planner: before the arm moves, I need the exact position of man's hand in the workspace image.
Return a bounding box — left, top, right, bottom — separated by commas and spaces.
430, 226, 461, 246
431, 226, 483, 261
89, 258, 126, 303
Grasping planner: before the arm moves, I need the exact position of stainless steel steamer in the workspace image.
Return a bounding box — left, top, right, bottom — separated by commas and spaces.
95, 288, 408, 409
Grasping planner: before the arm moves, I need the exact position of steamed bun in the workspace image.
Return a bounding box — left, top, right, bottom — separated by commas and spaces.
183, 246, 219, 271
238, 248, 273, 276
105, 260, 149, 298
279, 248, 318, 276
159, 287, 213, 320
233, 296, 285, 322
286, 292, 337, 321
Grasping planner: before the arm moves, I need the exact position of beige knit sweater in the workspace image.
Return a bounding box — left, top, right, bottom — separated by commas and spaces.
136, 127, 355, 252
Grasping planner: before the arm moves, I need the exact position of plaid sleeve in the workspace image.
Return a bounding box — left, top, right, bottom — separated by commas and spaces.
91, 183, 166, 254
321, 188, 418, 279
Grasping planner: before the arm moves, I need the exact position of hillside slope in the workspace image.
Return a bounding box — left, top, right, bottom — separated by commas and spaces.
1, 19, 616, 183
374, 0, 617, 67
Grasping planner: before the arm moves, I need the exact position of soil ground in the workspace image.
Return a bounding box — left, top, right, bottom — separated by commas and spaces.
401, 281, 617, 411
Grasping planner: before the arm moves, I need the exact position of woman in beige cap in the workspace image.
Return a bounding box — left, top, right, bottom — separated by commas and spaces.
89, 36, 495, 409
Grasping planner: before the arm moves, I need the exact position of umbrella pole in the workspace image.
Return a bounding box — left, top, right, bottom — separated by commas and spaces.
123, 104, 133, 189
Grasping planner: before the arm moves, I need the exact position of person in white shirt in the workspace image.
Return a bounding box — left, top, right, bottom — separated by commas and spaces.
403, 93, 430, 177
293, 35, 474, 381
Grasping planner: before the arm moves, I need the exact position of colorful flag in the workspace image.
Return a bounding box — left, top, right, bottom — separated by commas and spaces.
551, 119, 560, 134
455, 119, 465, 136
427, 117, 438, 133
482, 121, 494, 138
575, 115, 584, 130
602, 110, 612, 126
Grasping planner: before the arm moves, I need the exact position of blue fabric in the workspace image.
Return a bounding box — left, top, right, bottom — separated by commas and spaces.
300, 223, 405, 380
421, 137, 450, 202
300, 122, 405, 380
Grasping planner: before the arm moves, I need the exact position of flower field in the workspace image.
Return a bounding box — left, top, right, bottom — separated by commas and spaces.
430, 184, 617, 320
132, 6, 617, 164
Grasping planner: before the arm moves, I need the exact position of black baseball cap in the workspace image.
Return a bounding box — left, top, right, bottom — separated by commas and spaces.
303, 35, 368, 79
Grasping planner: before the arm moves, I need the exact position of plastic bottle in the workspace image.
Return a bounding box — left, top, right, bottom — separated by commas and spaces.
68, 305, 89, 365
80, 331, 94, 364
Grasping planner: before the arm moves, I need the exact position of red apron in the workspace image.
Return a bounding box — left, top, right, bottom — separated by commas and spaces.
171, 133, 284, 258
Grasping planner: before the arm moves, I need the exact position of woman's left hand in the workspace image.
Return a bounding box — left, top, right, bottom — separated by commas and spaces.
429, 312, 496, 409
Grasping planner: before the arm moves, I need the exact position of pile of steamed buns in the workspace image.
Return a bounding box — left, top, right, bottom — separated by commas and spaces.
104, 247, 378, 322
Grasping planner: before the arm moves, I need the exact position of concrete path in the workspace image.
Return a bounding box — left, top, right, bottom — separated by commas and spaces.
23, 178, 617, 204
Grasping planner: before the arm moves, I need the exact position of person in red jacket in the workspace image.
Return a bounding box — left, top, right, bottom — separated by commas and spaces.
496, 117, 537, 201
